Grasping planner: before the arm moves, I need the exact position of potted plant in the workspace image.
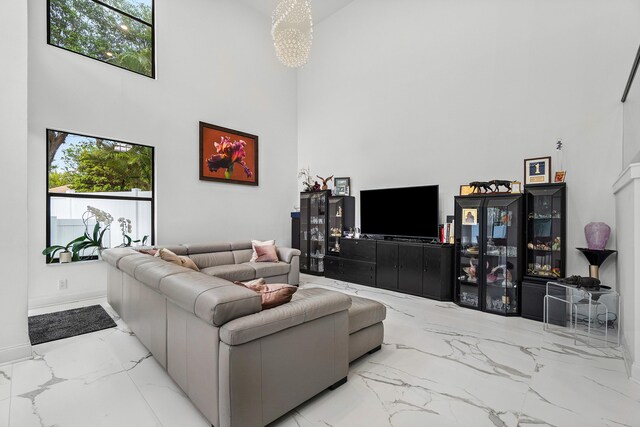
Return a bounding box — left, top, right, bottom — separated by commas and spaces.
42, 235, 86, 263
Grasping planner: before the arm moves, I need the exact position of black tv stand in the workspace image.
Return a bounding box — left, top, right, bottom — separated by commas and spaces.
325, 238, 454, 301
382, 236, 439, 244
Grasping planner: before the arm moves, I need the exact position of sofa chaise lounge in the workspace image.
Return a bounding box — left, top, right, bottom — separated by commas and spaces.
103, 241, 385, 427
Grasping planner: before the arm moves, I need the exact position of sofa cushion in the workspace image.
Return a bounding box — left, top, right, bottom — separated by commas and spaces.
201, 264, 256, 282
189, 251, 235, 269
348, 295, 387, 334
255, 245, 279, 262
184, 242, 232, 254
232, 249, 253, 264
102, 247, 138, 267
219, 288, 352, 346
134, 259, 188, 290
244, 262, 290, 277
230, 241, 252, 250
250, 240, 275, 262
158, 248, 200, 271
159, 271, 261, 326
119, 253, 159, 276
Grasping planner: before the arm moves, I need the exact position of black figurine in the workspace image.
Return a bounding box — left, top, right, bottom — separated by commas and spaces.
558, 275, 610, 291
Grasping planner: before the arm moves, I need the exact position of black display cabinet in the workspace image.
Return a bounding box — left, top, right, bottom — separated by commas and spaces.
454, 194, 524, 316
521, 183, 567, 321
299, 191, 354, 275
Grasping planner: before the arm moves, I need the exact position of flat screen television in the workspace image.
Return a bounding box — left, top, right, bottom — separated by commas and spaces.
360, 185, 439, 239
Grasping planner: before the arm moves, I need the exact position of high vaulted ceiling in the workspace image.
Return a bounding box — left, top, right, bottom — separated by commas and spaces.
239, 0, 355, 24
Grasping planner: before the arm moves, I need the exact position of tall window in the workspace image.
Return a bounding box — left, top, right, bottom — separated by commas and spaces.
47, 129, 154, 261
48, 0, 155, 78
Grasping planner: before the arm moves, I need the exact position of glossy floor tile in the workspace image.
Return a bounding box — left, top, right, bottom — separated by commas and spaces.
0, 275, 638, 426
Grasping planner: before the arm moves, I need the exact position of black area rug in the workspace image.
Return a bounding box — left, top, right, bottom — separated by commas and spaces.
28, 304, 117, 345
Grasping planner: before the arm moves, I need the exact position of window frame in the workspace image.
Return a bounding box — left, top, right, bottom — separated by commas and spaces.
46, 0, 156, 78
46, 128, 156, 262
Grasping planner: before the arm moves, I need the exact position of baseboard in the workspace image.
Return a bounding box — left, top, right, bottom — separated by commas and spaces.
0, 342, 32, 366
621, 334, 640, 384
28, 289, 107, 310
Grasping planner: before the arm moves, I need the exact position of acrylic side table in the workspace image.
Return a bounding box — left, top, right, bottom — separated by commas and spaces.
543, 281, 620, 347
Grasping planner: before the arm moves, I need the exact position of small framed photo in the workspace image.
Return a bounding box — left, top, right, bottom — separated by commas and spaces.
459, 185, 474, 196
555, 171, 566, 182
334, 177, 350, 196
462, 208, 478, 225
524, 156, 551, 184
511, 181, 522, 194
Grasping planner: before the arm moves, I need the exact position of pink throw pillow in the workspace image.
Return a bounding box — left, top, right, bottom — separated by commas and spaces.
255, 245, 279, 263
234, 279, 297, 309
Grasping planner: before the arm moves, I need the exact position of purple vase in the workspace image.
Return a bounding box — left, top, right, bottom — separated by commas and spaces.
584, 222, 611, 250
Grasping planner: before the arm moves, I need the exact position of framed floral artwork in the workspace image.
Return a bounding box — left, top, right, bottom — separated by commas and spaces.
199, 122, 258, 186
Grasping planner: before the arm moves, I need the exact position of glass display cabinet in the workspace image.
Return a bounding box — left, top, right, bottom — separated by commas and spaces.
522, 183, 567, 321
454, 194, 524, 316
300, 191, 354, 275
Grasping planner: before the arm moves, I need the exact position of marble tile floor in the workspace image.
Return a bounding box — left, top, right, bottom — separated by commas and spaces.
1, 276, 639, 427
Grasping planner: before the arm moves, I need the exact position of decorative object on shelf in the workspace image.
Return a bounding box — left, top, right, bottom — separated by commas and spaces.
199, 122, 258, 186
554, 171, 566, 182
554, 140, 566, 182
272, 0, 313, 68
489, 180, 512, 193
576, 248, 617, 279
459, 184, 474, 196
462, 208, 478, 225
334, 177, 350, 196
298, 167, 313, 192
316, 175, 333, 190
311, 181, 321, 191
524, 156, 551, 184
584, 222, 611, 250
558, 275, 609, 292
511, 181, 522, 193
469, 181, 492, 193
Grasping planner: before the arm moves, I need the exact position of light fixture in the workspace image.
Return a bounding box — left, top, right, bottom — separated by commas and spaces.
272, 0, 313, 68
120, 24, 129, 31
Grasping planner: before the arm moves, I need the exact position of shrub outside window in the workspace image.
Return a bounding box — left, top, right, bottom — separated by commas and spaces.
48, 0, 154, 78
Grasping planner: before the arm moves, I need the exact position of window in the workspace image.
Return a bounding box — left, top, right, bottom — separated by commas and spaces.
47, 129, 154, 261
48, 0, 155, 78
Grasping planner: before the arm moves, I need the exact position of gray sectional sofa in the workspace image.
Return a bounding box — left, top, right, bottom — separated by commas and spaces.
103, 241, 385, 427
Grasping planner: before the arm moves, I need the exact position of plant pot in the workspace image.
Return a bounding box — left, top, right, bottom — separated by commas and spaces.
584, 222, 611, 250
59, 251, 72, 263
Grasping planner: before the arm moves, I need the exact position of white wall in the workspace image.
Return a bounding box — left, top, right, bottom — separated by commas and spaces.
28, 0, 298, 307
623, 62, 640, 166
0, 0, 32, 362
298, 0, 640, 286
613, 165, 640, 381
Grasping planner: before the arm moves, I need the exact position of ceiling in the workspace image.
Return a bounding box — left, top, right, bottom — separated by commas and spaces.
239, 0, 355, 23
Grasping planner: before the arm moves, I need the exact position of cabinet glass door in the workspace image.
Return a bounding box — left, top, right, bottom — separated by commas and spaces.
308, 192, 327, 273
483, 197, 520, 315
525, 184, 565, 280
299, 194, 310, 271
328, 197, 344, 255
455, 198, 483, 308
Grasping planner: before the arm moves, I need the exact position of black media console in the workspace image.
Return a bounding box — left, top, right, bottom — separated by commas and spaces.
324, 238, 454, 301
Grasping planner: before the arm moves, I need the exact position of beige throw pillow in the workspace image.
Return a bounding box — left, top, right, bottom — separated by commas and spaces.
158, 248, 200, 271
250, 239, 275, 262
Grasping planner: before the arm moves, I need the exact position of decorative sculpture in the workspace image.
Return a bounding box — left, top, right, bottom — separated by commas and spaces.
469, 181, 492, 193
489, 180, 512, 193
316, 175, 334, 191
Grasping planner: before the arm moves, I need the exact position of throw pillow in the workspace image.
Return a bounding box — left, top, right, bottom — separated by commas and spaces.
234, 279, 297, 309
254, 244, 279, 263
250, 239, 275, 262
138, 248, 158, 256
158, 248, 200, 271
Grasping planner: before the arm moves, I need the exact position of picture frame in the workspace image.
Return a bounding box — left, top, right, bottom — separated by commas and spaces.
524, 156, 551, 184
555, 171, 566, 182
511, 181, 522, 194
459, 185, 474, 196
462, 208, 478, 225
334, 177, 350, 196
199, 121, 258, 186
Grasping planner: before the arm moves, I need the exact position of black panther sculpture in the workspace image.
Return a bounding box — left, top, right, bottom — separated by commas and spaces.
558, 275, 610, 291
489, 180, 512, 193
469, 181, 492, 193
